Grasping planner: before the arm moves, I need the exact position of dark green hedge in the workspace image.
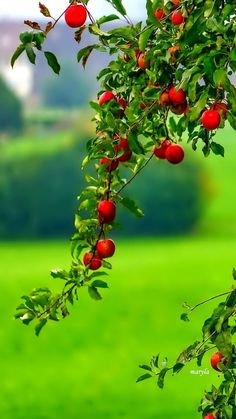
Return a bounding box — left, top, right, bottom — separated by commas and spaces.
0, 135, 207, 238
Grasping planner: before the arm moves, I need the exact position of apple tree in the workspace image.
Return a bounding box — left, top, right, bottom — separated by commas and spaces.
11, 0, 236, 417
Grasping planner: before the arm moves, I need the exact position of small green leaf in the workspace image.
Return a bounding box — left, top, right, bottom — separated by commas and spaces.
172, 363, 184, 374
232, 268, 236, 280
157, 368, 169, 389
20, 31, 34, 44
120, 196, 144, 218
210, 141, 224, 157
139, 364, 152, 372
180, 312, 190, 322
109, 0, 127, 16
138, 26, 155, 52
136, 373, 153, 383
88, 286, 102, 300
97, 14, 120, 25
91, 280, 109, 288
35, 319, 47, 336
44, 51, 60, 74
11, 44, 25, 67
25, 44, 36, 64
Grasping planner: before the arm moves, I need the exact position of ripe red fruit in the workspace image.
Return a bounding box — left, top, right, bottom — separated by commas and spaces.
137, 53, 150, 70
83, 252, 102, 270
212, 102, 228, 118
169, 86, 186, 105
204, 414, 215, 419
98, 91, 116, 106
172, 10, 185, 25
64, 4, 87, 28
165, 144, 184, 164
96, 239, 115, 258
201, 109, 221, 130
100, 158, 119, 172
117, 97, 127, 111
168, 45, 180, 54
98, 200, 116, 223
210, 351, 226, 372
155, 8, 166, 19
153, 139, 171, 159
114, 137, 132, 162
159, 91, 171, 106
172, 0, 180, 5
170, 101, 188, 115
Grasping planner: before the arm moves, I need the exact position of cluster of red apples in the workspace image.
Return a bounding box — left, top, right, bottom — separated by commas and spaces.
155, 0, 186, 26
83, 201, 116, 270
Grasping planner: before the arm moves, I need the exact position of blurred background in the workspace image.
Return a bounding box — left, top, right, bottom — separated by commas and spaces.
0, 2, 236, 419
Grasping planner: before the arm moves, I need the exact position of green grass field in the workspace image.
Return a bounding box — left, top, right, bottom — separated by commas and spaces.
1, 237, 236, 419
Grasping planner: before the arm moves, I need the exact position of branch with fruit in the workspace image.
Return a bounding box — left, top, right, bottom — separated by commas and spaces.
137, 277, 236, 418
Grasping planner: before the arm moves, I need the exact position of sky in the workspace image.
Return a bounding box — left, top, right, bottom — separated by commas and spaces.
0, 0, 144, 20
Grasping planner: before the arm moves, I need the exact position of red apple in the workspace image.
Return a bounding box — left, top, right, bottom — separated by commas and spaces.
114, 137, 132, 162
201, 109, 221, 130
153, 139, 171, 159
204, 414, 215, 419
83, 252, 102, 270
96, 239, 115, 258
212, 102, 228, 118
165, 144, 184, 164
210, 351, 226, 372
138, 53, 150, 70
64, 4, 87, 28
117, 97, 127, 111
170, 101, 188, 115
172, 10, 185, 25
98, 91, 116, 106
169, 86, 186, 105
159, 90, 171, 106
100, 158, 119, 172
155, 8, 166, 19
172, 0, 180, 5
98, 200, 116, 223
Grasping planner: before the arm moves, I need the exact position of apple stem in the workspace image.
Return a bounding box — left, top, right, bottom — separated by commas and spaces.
117, 153, 154, 195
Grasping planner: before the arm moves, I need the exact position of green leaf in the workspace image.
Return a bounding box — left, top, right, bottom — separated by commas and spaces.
89, 24, 110, 37
20, 31, 34, 44
128, 132, 145, 154
77, 45, 102, 68
25, 44, 36, 64
138, 26, 155, 52
44, 51, 60, 75
108, 0, 127, 16
157, 368, 169, 389
180, 312, 190, 322
88, 286, 102, 300
50, 269, 69, 280
189, 91, 209, 122
139, 364, 152, 372
213, 68, 228, 88
232, 268, 236, 280
172, 363, 184, 374
91, 280, 109, 288
210, 142, 224, 157
35, 319, 47, 336
136, 373, 153, 383
11, 44, 25, 67
97, 14, 120, 25
120, 197, 144, 218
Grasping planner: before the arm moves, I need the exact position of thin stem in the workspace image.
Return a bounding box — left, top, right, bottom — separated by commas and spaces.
37, 283, 77, 318
80, 0, 96, 24
116, 153, 154, 194
189, 290, 234, 313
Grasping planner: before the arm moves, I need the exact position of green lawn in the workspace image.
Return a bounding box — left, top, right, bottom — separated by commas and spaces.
1, 237, 235, 419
